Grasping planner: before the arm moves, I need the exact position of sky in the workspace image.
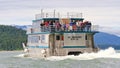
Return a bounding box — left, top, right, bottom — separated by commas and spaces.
0, 0, 120, 29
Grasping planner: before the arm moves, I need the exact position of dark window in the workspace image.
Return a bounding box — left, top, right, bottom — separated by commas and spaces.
85, 35, 87, 40
62, 36, 64, 40
56, 35, 60, 40
39, 36, 40, 40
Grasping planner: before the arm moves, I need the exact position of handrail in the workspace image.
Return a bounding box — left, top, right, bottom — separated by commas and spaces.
35, 12, 83, 19
27, 25, 99, 34
40, 25, 98, 32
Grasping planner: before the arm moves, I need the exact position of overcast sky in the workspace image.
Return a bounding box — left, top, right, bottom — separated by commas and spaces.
0, 0, 120, 28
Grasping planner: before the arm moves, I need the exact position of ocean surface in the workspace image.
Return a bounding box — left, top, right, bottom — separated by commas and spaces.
0, 47, 120, 68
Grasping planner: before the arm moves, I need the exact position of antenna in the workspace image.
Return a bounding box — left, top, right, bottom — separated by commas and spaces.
54, 9, 56, 18
41, 9, 43, 18
80, 13, 83, 18
67, 12, 69, 18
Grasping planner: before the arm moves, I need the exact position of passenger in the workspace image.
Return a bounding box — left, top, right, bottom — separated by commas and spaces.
83, 20, 89, 31
58, 23, 62, 31
53, 21, 56, 27
40, 22, 45, 32
76, 20, 79, 26
80, 22, 85, 31
87, 21, 92, 31
77, 21, 82, 31
76, 20, 80, 30
49, 21, 54, 32
44, 21, 49, 31
55, 21, 61, 31
60, 22, 63, 31
44, 21, 49, 27
55, 21, 58, 30
72, 21, 77, 31
69, 21, 73, 31
63, 23, 66, 31
84, 20, 92, 31
53, 21, 56, 31
49, 21, 53, 26
66, 23, 69, 31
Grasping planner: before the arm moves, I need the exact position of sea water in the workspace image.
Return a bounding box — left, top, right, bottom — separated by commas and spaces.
0, 47, 120, 68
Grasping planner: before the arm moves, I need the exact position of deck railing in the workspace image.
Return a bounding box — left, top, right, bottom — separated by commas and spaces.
27, 25, 99, 34
35, 12, 83, 19
41, 25, 99, 32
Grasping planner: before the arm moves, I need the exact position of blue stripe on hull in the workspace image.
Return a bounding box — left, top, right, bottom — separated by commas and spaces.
28, 45, 87, 48
62, 46, 87, 48
28, 46, 49, 48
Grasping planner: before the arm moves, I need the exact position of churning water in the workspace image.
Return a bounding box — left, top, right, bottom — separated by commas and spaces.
0, 47, 120, 68
46, 47, 120, 61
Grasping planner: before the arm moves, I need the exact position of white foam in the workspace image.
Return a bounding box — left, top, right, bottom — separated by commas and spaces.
14, 54, 26, 57
14, 53, 30, 58
45, 47, 120, 61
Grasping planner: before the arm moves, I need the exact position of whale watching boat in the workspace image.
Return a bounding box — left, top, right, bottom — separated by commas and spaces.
26, 10, 99, 58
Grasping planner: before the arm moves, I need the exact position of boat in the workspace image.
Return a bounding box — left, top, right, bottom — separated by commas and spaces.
26, 10, 99, 58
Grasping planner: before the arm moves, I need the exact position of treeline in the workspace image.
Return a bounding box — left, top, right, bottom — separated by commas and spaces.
0, 25, 27, 51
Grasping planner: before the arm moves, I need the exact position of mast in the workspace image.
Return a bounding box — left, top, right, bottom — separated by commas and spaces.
67, 12, 69, 18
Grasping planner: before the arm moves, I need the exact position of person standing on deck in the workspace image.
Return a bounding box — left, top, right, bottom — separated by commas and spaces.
73, 21, 77, 31
83, 20, 89, 31
63, 23, 66, 31
55, 21, 61, 31
76, 20, 80, 31
87, 21, 92, 31
80, 21, 84, 31
69, 20, 73, 31
49, 21, 54, 32
66, 23, 69, 31
44, 21, 49, 31
40, 22, 45, 32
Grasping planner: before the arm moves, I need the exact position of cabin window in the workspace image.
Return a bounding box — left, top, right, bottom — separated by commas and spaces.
39, 36, 40, 40
56, 35, 60, 40
41, 35, 45, 43
85, 35, 87, 40
28, 36, 39, 43
62, 35, 64, 40
28, 36, 31, 43
41, 35, 45, 40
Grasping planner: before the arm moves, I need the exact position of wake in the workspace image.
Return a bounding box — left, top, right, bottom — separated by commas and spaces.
14, 47, 120, 61
45, 47, 120, 61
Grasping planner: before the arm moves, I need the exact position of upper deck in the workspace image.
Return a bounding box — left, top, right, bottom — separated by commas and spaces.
27, 11, 99, 35
27, 23, 99, 35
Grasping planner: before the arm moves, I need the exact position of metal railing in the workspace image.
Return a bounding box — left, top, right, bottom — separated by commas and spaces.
35, 12, 83, 19
40, 25, 99, 32
27, 25, 99, 34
